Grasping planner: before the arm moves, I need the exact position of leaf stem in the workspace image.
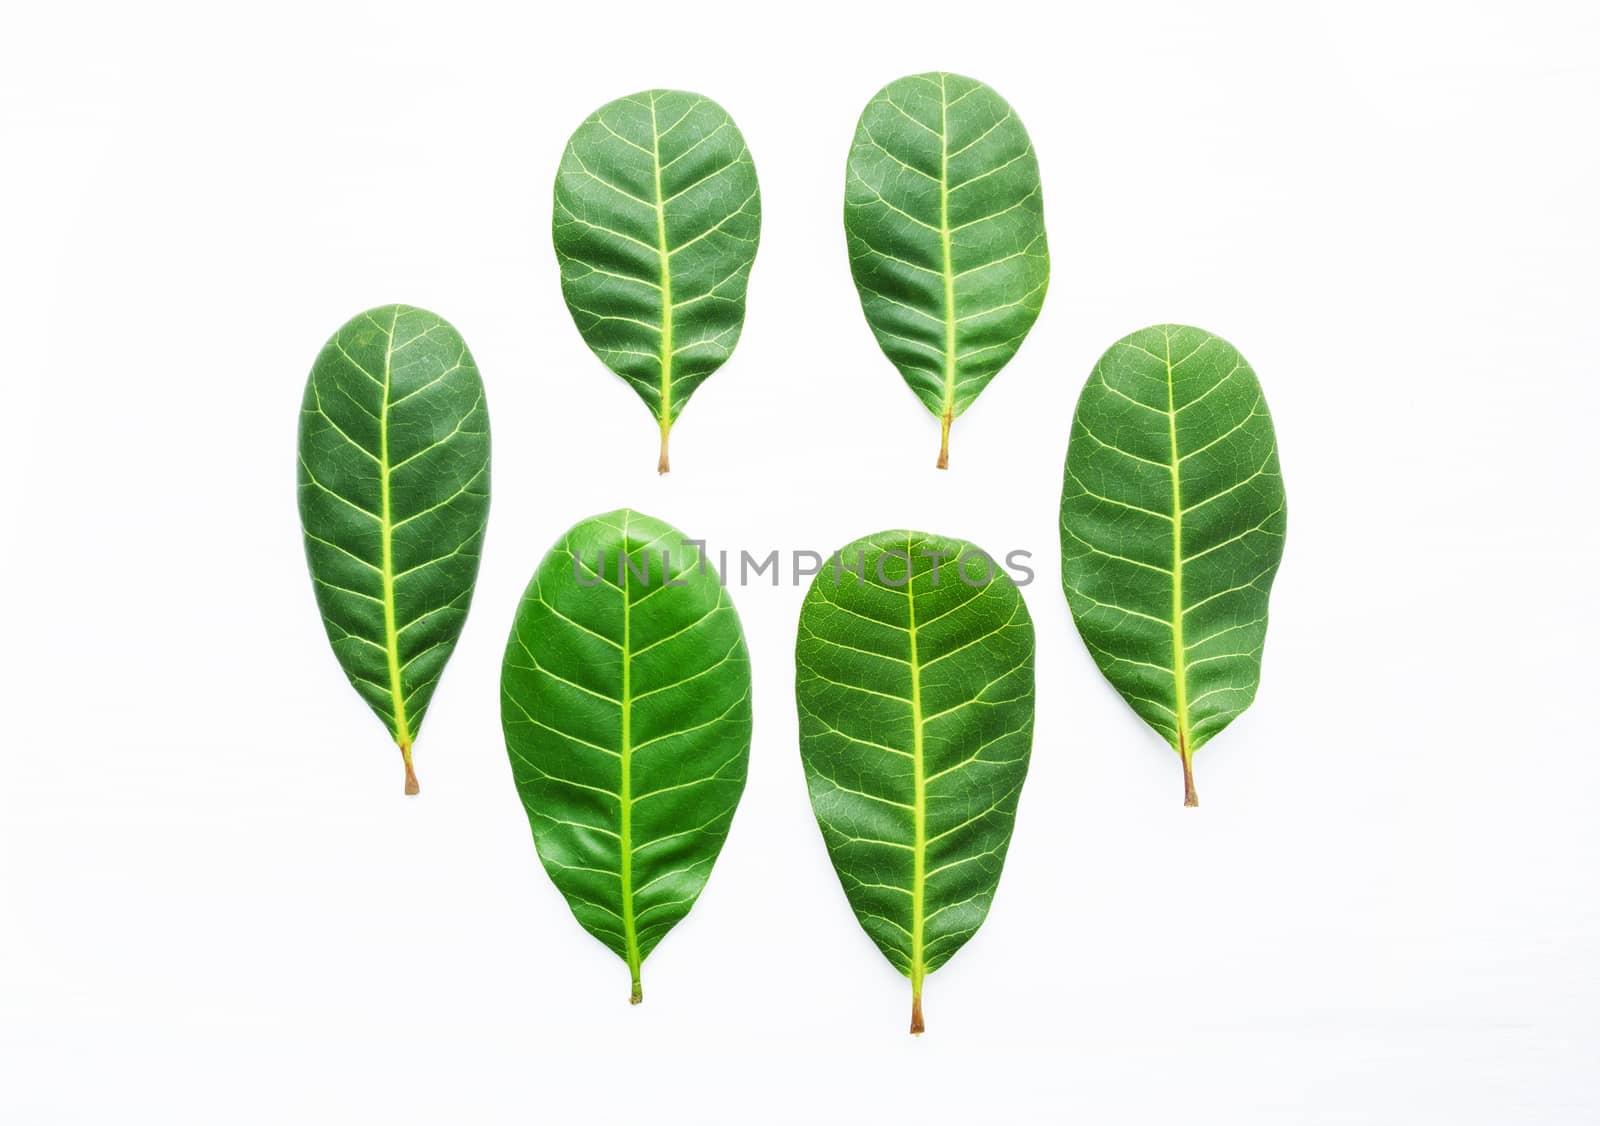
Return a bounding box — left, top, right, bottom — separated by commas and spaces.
401, 741, 419, 796
1181, 740, 1197, 807
910, 984, 925, 1036
937, 412, 951, 470
657, 416, 671, 475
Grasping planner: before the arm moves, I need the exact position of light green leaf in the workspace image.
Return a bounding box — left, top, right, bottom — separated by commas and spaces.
553, 90, 761, 474
795, 531, 1034, 1034
1059, 325, 1287, 806
501, 509, 752, 1003
844, 72, 1049, 469
298, 305, 491, 795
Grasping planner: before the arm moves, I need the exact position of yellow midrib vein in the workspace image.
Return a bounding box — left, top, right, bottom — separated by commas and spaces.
377, 307, 411, 757
1163, 329, 1191, 764
906, 534, 928, 1019
649, 96, 675, 469
618, 511, 642, 1002
937, 74, 958, 457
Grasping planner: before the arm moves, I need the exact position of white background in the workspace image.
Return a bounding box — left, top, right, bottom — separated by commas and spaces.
3, 1, 1597, 1121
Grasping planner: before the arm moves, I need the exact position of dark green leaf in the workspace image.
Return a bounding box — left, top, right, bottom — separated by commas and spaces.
553, 90, 761, 473
845, 72, 1049, 468
796, 531, 1034, 1033
1059, 325, 1287, 805
501, 509, 752, 1002
298, 304, 491, 795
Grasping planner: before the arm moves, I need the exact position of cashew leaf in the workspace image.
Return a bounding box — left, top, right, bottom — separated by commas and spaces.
297, 304, 490, 795
501, 510, 752, 1002
844, 72, 1049, 468
553, 91, 761, 473
795, 531, 1034, 1033
1059, 325, 1286, 805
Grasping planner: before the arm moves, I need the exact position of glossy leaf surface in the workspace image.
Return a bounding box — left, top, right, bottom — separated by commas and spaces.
502, 510, 752, 1002
298, 304, 490, 794
1059, 325, 1286, 805
795, 531, 1034, 1033
844, 72, 1049, 468
553, 90, 761, 473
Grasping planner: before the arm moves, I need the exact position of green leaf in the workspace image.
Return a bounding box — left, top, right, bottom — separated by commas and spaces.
795, 531, 1035, 1034
1059, 325, 1287, 806
844, 72, 1050, 469
553, 90, 762, 474
501, 509, 752, 1003
298, 305, 491, 795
